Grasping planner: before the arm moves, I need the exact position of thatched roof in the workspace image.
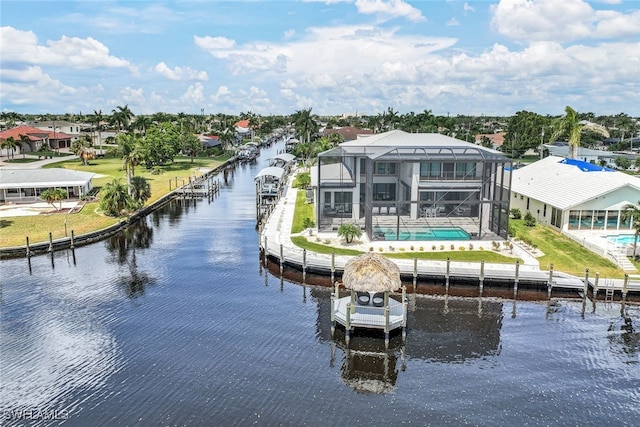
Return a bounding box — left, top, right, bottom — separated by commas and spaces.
342, 253, 401, 292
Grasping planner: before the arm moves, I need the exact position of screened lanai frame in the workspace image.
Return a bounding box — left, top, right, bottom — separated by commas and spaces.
315, 143, 512, 241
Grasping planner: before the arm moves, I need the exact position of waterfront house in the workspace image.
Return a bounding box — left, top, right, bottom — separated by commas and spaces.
0, 169, 95, 203
313, 130, 512, 242
508, 156, 640, 233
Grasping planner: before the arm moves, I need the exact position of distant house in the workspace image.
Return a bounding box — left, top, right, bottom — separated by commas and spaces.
0, 125, 54, 155
322, 126, 373, 142
199, 134, 221, 148
0, 169, 96, 203
508, 156, 640, 232
31, 120, 81, 150
474, 132, 505, 149
543, 144, 630, 168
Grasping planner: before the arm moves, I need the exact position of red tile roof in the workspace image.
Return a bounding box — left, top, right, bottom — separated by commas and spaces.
0, 125, 50, 141
474, 132, 505, 147
322, 126, 373, 141
235, 119, 250, 129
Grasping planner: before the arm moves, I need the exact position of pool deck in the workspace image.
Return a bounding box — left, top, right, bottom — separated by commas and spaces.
260, 170, 640, 299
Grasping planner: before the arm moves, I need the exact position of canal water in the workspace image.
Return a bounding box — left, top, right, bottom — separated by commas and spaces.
1, 143, 639, 426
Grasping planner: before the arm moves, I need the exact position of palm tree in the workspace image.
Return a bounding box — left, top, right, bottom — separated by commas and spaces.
293, 108, 316, 144
40, 188, 68, 211
338, 223, 362, 244
621, 201, 640, 260
71, 134, 94, 165
1, 136, 20, 159
111, 104, 135, 133
94, 109, 104, 154
18, 134, 33, 155
129, 176, 151, 207
551, 106, 608, 159
100, 178, 131, 216
133, 115, 152, 135
116, 133, 143, 195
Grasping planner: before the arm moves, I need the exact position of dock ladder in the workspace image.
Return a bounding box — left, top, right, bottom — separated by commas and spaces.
605, 279, 615, 302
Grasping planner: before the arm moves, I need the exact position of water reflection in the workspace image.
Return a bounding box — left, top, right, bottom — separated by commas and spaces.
608, 304, 640, 364
105, 219, 156, 298
330, 329, 405, 394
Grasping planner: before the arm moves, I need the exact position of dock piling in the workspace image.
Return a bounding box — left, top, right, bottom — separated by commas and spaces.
514, 260, 520, 299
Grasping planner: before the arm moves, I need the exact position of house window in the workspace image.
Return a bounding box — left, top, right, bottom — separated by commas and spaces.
420, 162, 441, 178
526, 198, 530, 210
543, 204, 547, 217
374, 162, 396, 175
335, 192, 352, 214
373, 183, 395, 201
455, 162, 476, 178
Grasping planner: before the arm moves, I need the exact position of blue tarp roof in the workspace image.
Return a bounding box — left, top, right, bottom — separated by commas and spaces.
559, 157, 615, 172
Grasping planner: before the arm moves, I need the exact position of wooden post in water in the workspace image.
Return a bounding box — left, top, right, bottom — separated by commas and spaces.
263, 236, 268, 266
25, 236, 31, 257
547, 263, 554, 299
48, 232, 53, 253
445, 257, 450, 291
593, 272, 600, 299
345, 304, 351, 345
623, 274, 629, 301
402, 286, 407, 342
384, 306, 390, 349
479, 260, 485, 295
279, 243, 284, 274
331, 252, 335, 284
302, 249, 307, 281
583, 269, 589, 298
413, 258, 418, 293
70, 230, 75, 249
514, 260, 520, 299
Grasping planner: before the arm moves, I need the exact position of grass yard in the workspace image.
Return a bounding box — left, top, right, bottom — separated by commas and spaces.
510, 219, 623, 278
291, 189, 315, 234
1, 155, 230, 248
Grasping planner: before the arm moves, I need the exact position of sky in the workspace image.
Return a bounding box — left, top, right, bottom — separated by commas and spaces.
0, 0, 639, 118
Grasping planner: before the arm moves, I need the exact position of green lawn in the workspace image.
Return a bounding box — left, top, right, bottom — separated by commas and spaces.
291, 189, 315, 233
290, 192, 522, 263
1, 155, 230, 248
510, 219, 623, 278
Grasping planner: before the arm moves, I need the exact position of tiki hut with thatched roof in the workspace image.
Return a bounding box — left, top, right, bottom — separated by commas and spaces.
331, 253, 408, 348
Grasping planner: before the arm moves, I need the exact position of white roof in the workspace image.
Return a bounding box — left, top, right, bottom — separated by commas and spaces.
324, 129, 505, 161
0, 168, 96, 189
510, 156, 640, 210
254, 167, 285, 180
269, 153, 296, 163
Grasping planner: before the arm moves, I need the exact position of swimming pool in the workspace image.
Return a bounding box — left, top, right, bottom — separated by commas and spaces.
375, 227, 470, 241
607, 234, 638, 245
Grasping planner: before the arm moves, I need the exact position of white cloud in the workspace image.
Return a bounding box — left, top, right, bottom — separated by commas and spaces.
194, 35, 236, 50
490, 0, 640, 43
181, 82, 205, 104
154, 62, 208, 81
354, 0, 426, 22
446, 17, 460, 26
463, 3, 475, 13
0, 26, 135, 72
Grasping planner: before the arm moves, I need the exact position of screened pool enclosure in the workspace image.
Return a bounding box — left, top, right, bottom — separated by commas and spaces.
314, 131, 512, 242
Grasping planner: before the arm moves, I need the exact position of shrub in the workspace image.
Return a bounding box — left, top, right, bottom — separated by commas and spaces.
440, 245, 445, 250
337, 223, 362, 243
459, 246, 466, 251
399, 247, 405, 252
450, 244, 455, 250
302, 217, 315, 229
508, 223, 516, 237
410, 245, 414, 251
419, 246, 424, 251
369, 247, 374, 252
432, 245, 437, 251
492, 241, 500, 250
379, 247, 384, 252
523, 212, 536, 227
468, 243, 474, 250
510, 208, 522, 219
